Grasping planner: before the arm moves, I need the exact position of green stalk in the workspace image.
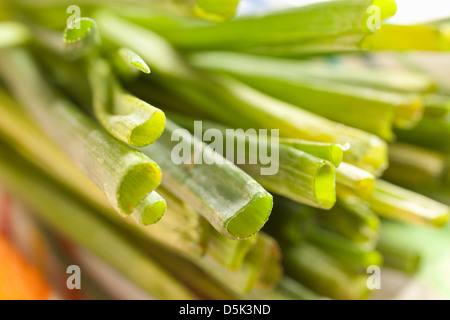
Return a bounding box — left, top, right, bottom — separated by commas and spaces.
193, 0, 240, 22
96, 11, 196, 80
0, 89, 111, 213
396, 95, 450, 153
368, 180, 449, 227
32, 18, 166, 149
0, 90, 209, 258
279, 138, 346, 168
170, 115, 337, 209
242, 33, 374, 57
104, 188, 281, 296
128, 240, 240, 299
211, 54, 434, 93
373, 24, 450, 51
60, 17, 167, 148
0, 48, 163, 224
282, 242, 371, 300
316, 192, 380, 248
0, 137, 270, 298
210, 76, 389, 175
190, 51, 424, 139
251, 233, 282, 290
157, 0, 396, 52
9, 0, 241, 22
264, 197, 316, 246
0, 21, 30, 48
0, 100, 254, 270
206, 232, 258, 271
336, 162, 375, 198
88, 57, 166, 147
0, 144, 195, 299
308, 227, 383, 270
96, 13, 388, 174
384, 142, 447, 188
153, 74, 388, 175
399, 52, 450, 96
146, 187, 263, 271
141, 119, 273, 240
197, 233, 282, 294
32, 48, 92, 109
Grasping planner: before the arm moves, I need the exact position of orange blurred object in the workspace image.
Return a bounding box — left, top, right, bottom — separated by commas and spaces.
0, 233, 51, 300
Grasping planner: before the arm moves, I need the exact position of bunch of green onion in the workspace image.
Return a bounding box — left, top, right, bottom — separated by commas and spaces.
0, 0, 449, 300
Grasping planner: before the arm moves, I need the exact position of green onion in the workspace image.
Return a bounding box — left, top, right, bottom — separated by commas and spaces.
190, 51, 424, 139
141, 119, 273, 240
308, 227, 383, 270
197, 233, 281, 294
265, 197, 316, 246
157, 0, 396, 52
384, 142, 447, 188
373, 24, 450, 51
60, 17, 166, 148
193, 0, 240, 22
95, 13, 388, 174
0, 88, 111, 213
210, 75, 389, 175
0, 48, 163, 223
279, 138, 346, 168
215, 55, 435, 93
316, 194, 380, 247
88, 57, 166, 147
336, 162, 375, 198
0, 144, 195, 299
206, 232, 258, 271
170, 115, 337, 209
118, 47, 151, 74
282, 242, 370, 300
396, 95, 450, 153
368, 180, 449, 227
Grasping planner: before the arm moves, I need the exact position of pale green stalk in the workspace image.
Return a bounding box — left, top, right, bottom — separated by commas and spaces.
190, 51, 424, 139
282, 242, 371, 300
0, 48, 163, 223
316, 191, 380, 248
368, 180, 449, 227
170, 115, 337, 209
141, 119, 273, 240
308, 227, 383, 270
336, 162, 375, 198
157, 0, 396, 52
60, 17, 166, 148
88, 57, 166, 147
279, 138, 346, 168
0, 145, 194, 299
95, 13, 388, 175
373, 24, 450, 51
384, 142, 446, 188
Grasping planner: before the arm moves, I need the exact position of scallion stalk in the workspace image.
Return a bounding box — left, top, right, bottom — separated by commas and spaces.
368, 180, 449, 227
141, 119, 273, 240
157, 0, 396, 52
0, 48, 163, 223
190, 51, 423, 139
0, 144, 194, 299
